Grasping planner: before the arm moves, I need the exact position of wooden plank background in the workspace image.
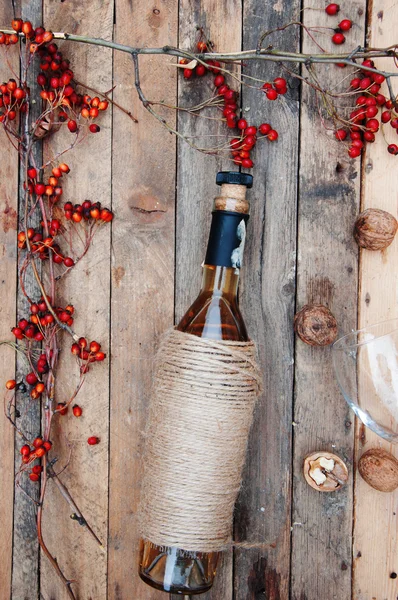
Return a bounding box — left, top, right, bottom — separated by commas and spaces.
0, 0, 397, 598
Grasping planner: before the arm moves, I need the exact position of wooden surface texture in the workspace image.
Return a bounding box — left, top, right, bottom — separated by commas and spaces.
0, 0, 397, 598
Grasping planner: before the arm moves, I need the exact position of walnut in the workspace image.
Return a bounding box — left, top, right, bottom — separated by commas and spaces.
358, 448, 398, 492
294, 304, 338, 346
354, 208, 398, 251
303, 451, 349, 492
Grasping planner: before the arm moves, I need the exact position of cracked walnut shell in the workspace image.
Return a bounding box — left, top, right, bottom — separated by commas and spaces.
304, 451, 349, 492
294, 304, 338, 346
354, 208, 398, 251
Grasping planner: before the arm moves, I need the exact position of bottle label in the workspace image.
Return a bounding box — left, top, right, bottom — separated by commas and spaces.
205, 211, 249, 268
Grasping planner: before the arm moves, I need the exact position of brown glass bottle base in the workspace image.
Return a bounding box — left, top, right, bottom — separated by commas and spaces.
139, 571, 213, 595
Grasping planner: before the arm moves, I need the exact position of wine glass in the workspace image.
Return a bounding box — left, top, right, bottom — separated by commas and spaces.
333, 319, 398, 443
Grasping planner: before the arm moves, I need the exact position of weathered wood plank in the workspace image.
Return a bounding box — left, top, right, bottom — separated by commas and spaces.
353, 0, 398, 597
40, 1, 113, 598
11, 2, 43, 598
233, 2, 300, 598
291, 1, 366, 598
174, 2, 242, 598
0, 4, 19, 597
107, 2, 177, 599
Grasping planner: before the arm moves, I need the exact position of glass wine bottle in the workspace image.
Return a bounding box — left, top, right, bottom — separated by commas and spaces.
139, 171, 253, 595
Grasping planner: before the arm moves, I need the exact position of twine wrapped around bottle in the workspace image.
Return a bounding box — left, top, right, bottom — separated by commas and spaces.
139, 328, 262, 553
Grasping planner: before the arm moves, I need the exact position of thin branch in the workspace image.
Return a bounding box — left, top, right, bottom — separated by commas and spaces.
48, 464, 104, 550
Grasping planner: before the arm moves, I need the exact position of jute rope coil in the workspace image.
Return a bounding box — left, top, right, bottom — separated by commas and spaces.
139, 328, 262, 553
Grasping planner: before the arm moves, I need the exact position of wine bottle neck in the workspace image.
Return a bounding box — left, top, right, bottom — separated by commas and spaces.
200, 265, 239, 298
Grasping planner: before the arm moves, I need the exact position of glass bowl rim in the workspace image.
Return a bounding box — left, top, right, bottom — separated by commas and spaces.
333, 318, 398, 351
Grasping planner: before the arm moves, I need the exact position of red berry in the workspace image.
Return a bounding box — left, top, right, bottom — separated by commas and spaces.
29, 473, 40, 482
244, 135, 256, 147
376, 94, 386, 106
339, 19, 352, 31
332, 32, 345, 45
12, 18, 23, 32
20, 445, 30, 456
363, 131, 375, 142
195, 64, 206, 77
35, 183, 46, 196
63, 257, 75, 268
366, 118, 379, 132
237, 119, 247, 130
89, 340, 101, 353
325, 3, 340, 15
268, 130, 279, 141
72, 405, 83, 417
197, 41, 207, 52
245, 126, 257, 136
214, 75, 225, 87
32, 465, 43, 475
360, 77, 372, 90
366, 106, 378, 118
273, 77, 287, 90
230, 138, 241, 150
59, 163, 70, 173
56, 402, 68, 415
369, 83, 381, 95
348, 145, 361, 158
381, 111, 391, 123
88, 436, 100, 445
78, 337, 87, 349
335, 129, 347, 141
350, 78, 361, 89
89, 124, 100, 133
390, 118, 398, 129
388, 144, 398, 155
12, 326, 23, 339
352, 139, 364, 150
217, 85, 229, 96
26, 372, 38, 386
259, 123, 271, 135
18, 319, 28, 330
33, 437, 43, 448
372, 73, 385, 84
6, 379, 17, 390
183, 68, 193, 79
266, 89, 278, 100
43, 441, 52, 452
242, 158, 254, 169
22, 21, 34, 38
95, 351, 106, 362
67, 120, 77, 133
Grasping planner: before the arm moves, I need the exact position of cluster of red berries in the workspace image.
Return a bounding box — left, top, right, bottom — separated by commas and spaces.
334, 59, 396, 158
261, 78, 287, 100
20, 437, 52, 475
180, 41, 283, 169
0, 19, 108, 135
25, 162, 69, 205
11, 298, 75, 342
18, 224, 77, 267
0, 79, 27, 122
63, 200, 114, 223
229, 122, 278, 168
71, 338, 106, 374
25, 370, 46, 399
325, 4, 353, 45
